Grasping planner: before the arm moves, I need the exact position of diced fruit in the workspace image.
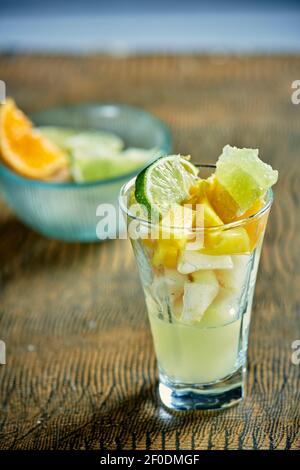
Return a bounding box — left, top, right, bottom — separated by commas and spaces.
164, 268, 186, 291
236, 197, 264, 220
135, 155, 199, 219
0, 98, 69, 179
186, 178, 208, 205
246, 212, 269, 250
152, 239, 185, 269
172, 298, 184, 319
202, 226, 250, 255
199, 288, 238, 327
149, 271, 185, 320
182, 270, 219, 323
216, 255, 251, 292
189, 179, 224, 227
178, 251, 233, 274
185, 237, 204, 251
201, 200, 223, 227
235, 198, 268, 249
163, 269, 185, 316
160, 203, 196, 239
215, 145, 278, 213
207, 175, 239, 223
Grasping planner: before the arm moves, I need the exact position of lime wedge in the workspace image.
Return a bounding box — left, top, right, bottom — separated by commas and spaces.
66, 130, 124, 155
39, 127, 124, 155
215, 145, 278, 213
38, 126, 77, 150
71, 147, 158, 182
135, 155, 199, 218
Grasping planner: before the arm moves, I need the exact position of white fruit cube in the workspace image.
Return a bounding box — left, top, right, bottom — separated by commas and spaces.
182, 270, 219, 323
216, 254, 251, 292
200, 287, 239, 328
178, 251, 233, 274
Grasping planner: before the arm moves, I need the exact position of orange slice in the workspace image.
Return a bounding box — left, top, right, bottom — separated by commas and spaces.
0, 98, 69, 180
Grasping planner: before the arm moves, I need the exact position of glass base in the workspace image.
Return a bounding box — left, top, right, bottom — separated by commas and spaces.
159, 366, 245, 411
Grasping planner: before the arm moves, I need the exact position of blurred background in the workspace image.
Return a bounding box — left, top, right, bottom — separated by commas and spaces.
0, 0, 300, 54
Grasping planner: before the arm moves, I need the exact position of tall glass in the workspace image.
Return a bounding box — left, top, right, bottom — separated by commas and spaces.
119, 166, 273, 411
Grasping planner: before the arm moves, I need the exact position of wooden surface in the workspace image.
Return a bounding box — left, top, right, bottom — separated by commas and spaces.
0, 54, 299, 450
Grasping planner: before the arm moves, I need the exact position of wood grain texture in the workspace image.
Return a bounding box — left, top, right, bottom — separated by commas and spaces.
0, 54, 300, 450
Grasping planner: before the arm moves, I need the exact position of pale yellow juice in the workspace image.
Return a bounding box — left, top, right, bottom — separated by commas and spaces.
148, 311, 241, 384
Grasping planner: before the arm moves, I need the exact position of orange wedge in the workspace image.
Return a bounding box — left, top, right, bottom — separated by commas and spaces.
0, 98, 69, 180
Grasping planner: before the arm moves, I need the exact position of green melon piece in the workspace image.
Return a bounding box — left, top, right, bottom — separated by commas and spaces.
215, 145, 278, 213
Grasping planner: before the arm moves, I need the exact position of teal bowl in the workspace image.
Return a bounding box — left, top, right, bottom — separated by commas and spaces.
0, 103, 172, 241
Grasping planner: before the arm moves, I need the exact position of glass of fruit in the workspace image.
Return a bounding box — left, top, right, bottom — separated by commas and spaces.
119, 147, 278, 411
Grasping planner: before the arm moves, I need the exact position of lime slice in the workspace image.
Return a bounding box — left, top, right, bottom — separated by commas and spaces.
66, 130, 124, 155
215, 145, 278, 213
135, 155, 199, 218
71, 147, 158, 182
38, 126, 77, 150
39, 127, 124, 155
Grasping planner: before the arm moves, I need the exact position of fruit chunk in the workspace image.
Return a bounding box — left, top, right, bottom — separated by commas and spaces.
178, 251, 233, 274
201, 201, 223, 227
215, 145, 278, 213
207, 175, 239, 223
160, 203, 196, 238
216, 254, 251, 292
149, 270, 185, 320
163, 269, 186, 316
135, 155, 199, 219
236, 198, 268, 249
152, 238, 186, 268
182, 270, 219, 323
0, 99, 68, 179
202, 226, 250, 255
164, 268, 186, 291
199, 288, 238, 327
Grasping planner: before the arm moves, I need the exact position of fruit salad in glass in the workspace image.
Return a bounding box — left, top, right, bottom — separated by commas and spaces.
119, 145, 278, 411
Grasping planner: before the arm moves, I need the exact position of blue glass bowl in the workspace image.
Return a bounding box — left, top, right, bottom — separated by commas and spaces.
0, 103, 172, 241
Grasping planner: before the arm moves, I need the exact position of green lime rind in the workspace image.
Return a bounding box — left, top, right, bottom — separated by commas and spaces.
134, 155, 199, 219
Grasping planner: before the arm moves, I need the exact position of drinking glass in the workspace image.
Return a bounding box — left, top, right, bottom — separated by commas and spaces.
119, 166, 273, 411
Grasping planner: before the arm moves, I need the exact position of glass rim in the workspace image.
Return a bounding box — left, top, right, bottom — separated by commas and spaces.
118, 164, 274, 232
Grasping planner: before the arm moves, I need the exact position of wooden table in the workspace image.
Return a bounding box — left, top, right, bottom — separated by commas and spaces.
0, 54, 299, 450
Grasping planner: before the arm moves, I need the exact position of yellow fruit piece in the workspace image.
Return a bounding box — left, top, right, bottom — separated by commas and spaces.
0, 98, 68, 179
160, 203, 196, 239
190, 179, 224, 228
186, 179, 208, 205
206, 175, 239, 223
202, 226, 250, 255
142, 238, 155, 249
235, 198, 267, 250
235, 197, 263, 221
200, 200, 223, 227
152, 239, 184, 268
